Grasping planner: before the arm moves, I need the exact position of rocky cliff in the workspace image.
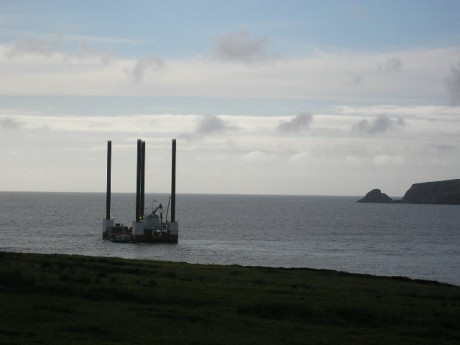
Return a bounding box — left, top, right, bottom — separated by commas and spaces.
357, 179, 460, 205
402, 179, 460, 205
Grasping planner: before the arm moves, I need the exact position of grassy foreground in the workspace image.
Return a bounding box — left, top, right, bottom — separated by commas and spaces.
0, 252, 459, 345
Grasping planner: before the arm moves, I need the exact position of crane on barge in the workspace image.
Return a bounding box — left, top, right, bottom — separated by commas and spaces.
102, 139, 178, 243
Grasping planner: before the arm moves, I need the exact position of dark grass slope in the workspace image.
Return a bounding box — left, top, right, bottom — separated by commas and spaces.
0, 252, 459, 344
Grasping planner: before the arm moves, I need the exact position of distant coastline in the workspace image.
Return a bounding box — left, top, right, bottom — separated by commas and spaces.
358, 179, 460, 205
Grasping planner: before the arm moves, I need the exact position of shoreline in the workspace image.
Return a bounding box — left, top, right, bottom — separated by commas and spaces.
2, 248, 457, 287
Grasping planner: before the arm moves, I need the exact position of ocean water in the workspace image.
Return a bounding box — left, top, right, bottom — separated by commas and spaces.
0, 192, 458, 285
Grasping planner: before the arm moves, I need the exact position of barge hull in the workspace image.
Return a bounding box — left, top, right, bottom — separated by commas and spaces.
133, 234, 178, 243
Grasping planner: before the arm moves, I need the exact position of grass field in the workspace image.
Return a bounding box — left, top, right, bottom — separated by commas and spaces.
0, 251, 459, 344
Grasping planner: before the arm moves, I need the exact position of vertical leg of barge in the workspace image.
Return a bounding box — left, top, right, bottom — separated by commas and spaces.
103, 140, 114, 237
171, 139, 176, 223
136, 139, 142, 222
140, 140, 145, 220
106, 140, 112, 221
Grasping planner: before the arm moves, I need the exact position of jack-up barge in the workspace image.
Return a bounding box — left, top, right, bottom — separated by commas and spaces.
102, 139, 178, 243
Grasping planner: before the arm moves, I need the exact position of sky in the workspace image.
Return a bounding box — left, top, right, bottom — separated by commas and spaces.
1, 0, 460, 196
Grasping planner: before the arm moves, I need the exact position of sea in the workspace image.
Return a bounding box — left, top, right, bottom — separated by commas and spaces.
0, 192, 459, 286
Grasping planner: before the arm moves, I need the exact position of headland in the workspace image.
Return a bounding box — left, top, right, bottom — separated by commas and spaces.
358, 179, 460, 204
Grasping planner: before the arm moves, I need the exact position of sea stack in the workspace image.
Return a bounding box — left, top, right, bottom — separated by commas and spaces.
357, 189, 393, 203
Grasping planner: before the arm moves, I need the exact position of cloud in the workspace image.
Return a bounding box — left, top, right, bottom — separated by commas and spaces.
336, 105, 460, 120
2, 110, 460, 195
1, 41, 459, 105
74, 38, 113, 65
374, 154, 405, 166
445, 62, 460, 106
195, 115, 237, 134
131, 56, 165, 82
6, 36, 62, 57
213, 30, 275, 62
0, 117, 21, 129
378, 57, 403, 73
75, 38, 98, 57
243, 150, 272, 162
3, 35, 115, 71
351, 114, 405, 135
277, 113, 313, 133
181, 115, 238, 140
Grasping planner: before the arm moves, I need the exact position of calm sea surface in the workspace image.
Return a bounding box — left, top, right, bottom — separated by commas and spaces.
0, 192, 458, 285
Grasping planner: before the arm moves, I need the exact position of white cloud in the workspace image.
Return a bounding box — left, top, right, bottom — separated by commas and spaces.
5, 35, 63, 57
243, 150, 272, 162
1, 42, 459, 106
66, 34, 149, 46
1, 106, 459, 195
336, 104, 460, 117
374, 154, 405, 166
73, 38, 113, 65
